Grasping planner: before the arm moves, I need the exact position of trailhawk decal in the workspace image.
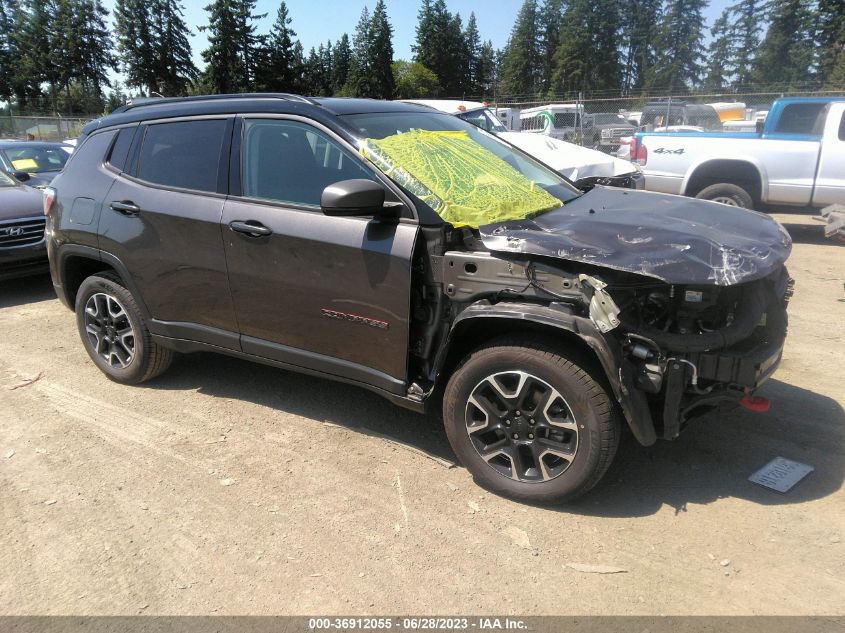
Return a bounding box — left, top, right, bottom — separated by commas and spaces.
320, 308, 389, 330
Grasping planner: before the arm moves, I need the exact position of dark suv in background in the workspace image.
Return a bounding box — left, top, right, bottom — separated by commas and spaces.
46, 94, 791, 503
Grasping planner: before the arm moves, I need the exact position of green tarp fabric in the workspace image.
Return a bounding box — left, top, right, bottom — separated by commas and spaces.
359, 129, 563, 228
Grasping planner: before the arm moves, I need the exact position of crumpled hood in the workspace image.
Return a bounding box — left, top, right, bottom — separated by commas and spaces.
0, 184, 43, 221
479, 187, 792, 286
498, 132, 636, 179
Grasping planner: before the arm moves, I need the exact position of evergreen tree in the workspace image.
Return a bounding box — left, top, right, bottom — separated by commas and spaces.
620, 0, 661, 93
463, 12, 481, 95
11, 0, 56, 108
0, 0, 15, 101
815, 0, 845, 85
200, 0, 264, 93
114, 0, 157, 94
649, 0, 708, 91
726, 0, 763, 87
393, 59, 440, 98
368, 0, 395, 99
66, 0, 116, 98
703, 9, 734, 90
346, 5, 371, 96
752, 0, 815, 88
500, 0, 541, 97
331, 34, 352, 93
538, 0, 564, 95
477, 39, 496, 97
258, 1, 300, 92
550, 0, 621, 95
151, 0, 198, 95
412, 0, 463, 95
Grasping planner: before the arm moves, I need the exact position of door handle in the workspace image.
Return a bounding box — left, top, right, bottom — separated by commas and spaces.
229, 220, 272, 237
110, 200, 140, 216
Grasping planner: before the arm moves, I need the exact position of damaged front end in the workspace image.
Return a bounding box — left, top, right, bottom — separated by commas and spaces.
431, 187, 794, 445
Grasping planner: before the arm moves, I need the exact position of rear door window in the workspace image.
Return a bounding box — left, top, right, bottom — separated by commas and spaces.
241, 118, 374, 207
136, 119, 227, 192
774, 103, 827, 135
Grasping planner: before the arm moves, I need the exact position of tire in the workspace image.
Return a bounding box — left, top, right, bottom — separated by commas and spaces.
443, 337, 620, 504
695, 182, 754, 208
75, 272, 173, 384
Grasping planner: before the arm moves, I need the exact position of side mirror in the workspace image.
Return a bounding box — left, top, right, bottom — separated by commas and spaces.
12, 171, 30, 182
755, 119, 764, 134
321, 179, 400, 221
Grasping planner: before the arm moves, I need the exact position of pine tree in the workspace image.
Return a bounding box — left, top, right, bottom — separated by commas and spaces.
346, 5, 371, 96
258, 1, 300, 92
412, 0, 463, 95
368, 0, 395, 99
151, 0, 198, 95
752, 0, 815, 88
463, 12, 481, 95
703, 9, 734, 91
477, 39, 496, 97
550, 0, 621, 96
331, 34, 352, 93
815, 0, 845, 85
114, 0, 157, 94
649, 0, 708, 91
11, 0, 56, 108
0, 0, 15, 101
727, 0, 763, 88
68, 0, 117, 97
620, 0, 661, 93
538, 0, 564, 95
500, 0, 541, 97
200, 0, 264, 93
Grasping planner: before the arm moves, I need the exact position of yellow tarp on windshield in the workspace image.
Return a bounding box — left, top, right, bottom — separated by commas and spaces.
360, 129, 562, 228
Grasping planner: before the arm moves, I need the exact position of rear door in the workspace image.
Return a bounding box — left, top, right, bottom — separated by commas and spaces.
812, 102, 845, 206
99, 116, 239, 349
221, 115, 418, 394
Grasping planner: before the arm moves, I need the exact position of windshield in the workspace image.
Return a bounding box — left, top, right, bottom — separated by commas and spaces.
342, 111, 580, 227
592, 113, 628, 125
1, 146, 69, 173
0, 170, 16, 187
458, 108, 507, 134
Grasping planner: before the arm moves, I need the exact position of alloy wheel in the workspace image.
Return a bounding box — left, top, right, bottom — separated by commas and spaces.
465, 370, 579, 483
83, 292, 136, 369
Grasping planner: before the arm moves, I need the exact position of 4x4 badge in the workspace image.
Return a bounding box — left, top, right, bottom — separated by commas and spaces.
320, 308, 389, 330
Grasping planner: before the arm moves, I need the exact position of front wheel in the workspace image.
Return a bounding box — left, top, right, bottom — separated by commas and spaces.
443, 338, 620, 504
75, 273, 173, 384
695, 182, 754, 208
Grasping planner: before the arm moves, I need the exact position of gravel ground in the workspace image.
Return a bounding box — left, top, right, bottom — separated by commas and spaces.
1, 208, 843, 615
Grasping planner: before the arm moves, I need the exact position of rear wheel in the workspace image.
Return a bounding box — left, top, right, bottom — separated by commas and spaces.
443, 337, 620, 504
75, 273, 173, 384
695, 182, 754, 208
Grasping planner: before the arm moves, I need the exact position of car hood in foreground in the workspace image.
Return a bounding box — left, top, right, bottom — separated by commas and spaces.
498, 132, 637, 179
0, 185, 43, 221
479, 187, 792, 286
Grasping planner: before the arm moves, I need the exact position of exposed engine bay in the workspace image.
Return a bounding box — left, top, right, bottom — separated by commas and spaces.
407, 220, 791, 445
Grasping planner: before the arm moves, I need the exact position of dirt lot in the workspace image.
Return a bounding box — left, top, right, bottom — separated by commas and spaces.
1, 209, 843, 616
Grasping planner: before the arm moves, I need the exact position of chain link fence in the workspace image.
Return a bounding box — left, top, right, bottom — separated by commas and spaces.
471, 88, 845, 155
0, 115, 92, 141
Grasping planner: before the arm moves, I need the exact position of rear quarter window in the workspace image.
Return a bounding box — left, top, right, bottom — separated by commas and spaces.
136, 119, 227, 193
106, 126, 136, 172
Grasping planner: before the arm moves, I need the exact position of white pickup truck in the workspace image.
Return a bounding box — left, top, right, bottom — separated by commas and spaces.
631, 97, 845, 208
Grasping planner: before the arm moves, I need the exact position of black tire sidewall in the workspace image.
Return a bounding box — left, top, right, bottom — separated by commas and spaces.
443, 345, 610, 503
75, 275, 150, 384
696, 183, 753, 208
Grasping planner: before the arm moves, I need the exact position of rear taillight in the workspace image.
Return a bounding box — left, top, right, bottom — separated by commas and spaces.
43, 187, 56, 217
633, 139, 648, 166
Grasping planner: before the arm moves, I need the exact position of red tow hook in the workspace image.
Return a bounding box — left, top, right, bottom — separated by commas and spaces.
740, 395, 771, 412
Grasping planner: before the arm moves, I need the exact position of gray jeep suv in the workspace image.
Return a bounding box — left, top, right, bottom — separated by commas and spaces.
46, 94, 792, 504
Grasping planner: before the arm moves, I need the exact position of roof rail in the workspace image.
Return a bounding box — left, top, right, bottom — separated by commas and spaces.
115, 93, 319, 113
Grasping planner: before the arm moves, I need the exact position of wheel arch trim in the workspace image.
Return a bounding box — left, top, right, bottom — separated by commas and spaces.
435, 301, 657, 446
682, 157, 768, 201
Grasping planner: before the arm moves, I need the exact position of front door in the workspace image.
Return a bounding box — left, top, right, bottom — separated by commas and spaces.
813, 102, 845, 206
221, 116, 418, 394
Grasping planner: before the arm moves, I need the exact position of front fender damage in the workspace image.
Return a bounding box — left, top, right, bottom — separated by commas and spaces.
438, 300, 658, 446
